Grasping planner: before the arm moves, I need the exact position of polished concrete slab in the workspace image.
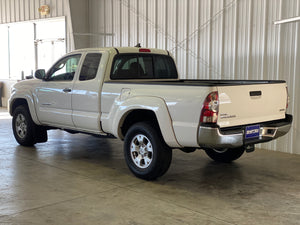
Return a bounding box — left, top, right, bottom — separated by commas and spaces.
0, 107, 299, 225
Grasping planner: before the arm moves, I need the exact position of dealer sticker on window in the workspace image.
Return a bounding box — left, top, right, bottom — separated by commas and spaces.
245, 125, 260, 139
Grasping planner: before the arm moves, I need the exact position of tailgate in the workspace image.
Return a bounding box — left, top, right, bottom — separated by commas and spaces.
217, 83, 287, 128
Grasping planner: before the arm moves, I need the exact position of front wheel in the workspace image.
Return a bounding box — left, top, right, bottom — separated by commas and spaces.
12, 105, 36, 146
204, 147, 245, 163
124, 122, 172, 180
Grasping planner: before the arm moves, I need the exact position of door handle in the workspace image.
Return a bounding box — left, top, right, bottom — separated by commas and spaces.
63, 88, 72, 93
250, 91, 262, 97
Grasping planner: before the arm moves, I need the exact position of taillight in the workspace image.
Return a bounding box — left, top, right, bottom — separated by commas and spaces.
200, 91, 219, 123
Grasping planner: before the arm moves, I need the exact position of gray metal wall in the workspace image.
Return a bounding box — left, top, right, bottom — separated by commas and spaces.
87, 0, 299, 154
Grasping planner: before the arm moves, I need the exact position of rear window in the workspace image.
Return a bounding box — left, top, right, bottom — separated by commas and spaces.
111, 54, 178, 79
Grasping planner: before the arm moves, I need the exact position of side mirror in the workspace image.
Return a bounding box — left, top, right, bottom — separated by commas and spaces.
34, 69, 46, 80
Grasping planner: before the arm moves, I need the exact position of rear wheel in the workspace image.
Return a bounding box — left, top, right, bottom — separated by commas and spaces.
204, 147, 245, 163
124, 122, 172, 180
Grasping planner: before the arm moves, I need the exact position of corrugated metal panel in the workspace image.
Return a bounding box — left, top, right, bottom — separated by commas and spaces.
0, 0, 69, 23
87, 0, 300, 154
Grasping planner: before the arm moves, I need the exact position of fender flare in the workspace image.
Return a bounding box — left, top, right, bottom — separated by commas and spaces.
9, 92, 41, 125
109, 96, 181, 148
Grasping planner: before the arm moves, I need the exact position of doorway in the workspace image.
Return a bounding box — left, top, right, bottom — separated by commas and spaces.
0, 17, 66, 80
35, 18, 66, 72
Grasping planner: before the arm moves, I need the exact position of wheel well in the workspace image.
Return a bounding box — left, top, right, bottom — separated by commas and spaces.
120, 110, 160, 139
11, 99, 28, 114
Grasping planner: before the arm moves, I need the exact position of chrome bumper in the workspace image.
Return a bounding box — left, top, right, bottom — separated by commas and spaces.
197, 114, 293, 149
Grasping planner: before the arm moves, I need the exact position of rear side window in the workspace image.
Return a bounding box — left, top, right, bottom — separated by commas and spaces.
79, 53, 102, 81
111, 54, 177, 79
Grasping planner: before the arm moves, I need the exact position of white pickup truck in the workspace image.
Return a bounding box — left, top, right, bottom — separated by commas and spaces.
9, 47, 292, 180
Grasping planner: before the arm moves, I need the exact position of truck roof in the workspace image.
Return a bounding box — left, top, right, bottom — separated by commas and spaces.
71, 47, 169, 55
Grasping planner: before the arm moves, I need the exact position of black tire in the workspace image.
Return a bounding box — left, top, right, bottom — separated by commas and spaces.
204, 147, 245, 163
12, 105, 36, 146
124, 122, 172, 180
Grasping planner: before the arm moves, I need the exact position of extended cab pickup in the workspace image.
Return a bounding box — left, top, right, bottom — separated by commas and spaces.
9, 47, 293, 180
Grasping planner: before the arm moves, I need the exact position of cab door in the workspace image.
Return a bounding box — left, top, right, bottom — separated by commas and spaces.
35, 54, 82, 127
71, 52, 107, 133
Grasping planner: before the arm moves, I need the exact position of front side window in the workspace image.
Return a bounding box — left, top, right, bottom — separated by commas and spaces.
111, 54, 177, 80
79, 53, 102, 81
47, 54, 81, 81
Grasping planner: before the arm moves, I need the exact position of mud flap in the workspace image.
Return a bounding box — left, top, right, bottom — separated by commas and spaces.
34, 126, 48, 143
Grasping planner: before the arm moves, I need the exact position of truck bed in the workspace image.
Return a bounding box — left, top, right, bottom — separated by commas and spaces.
104, 78, 288, 129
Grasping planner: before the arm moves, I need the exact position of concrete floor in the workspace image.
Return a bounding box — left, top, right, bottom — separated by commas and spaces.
0, 108, 299, 225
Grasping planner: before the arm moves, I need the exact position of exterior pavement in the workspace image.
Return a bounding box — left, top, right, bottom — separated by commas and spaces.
0, 107, 299, 225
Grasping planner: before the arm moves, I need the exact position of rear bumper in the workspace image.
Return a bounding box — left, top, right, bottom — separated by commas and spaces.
197, 114, 293, 149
